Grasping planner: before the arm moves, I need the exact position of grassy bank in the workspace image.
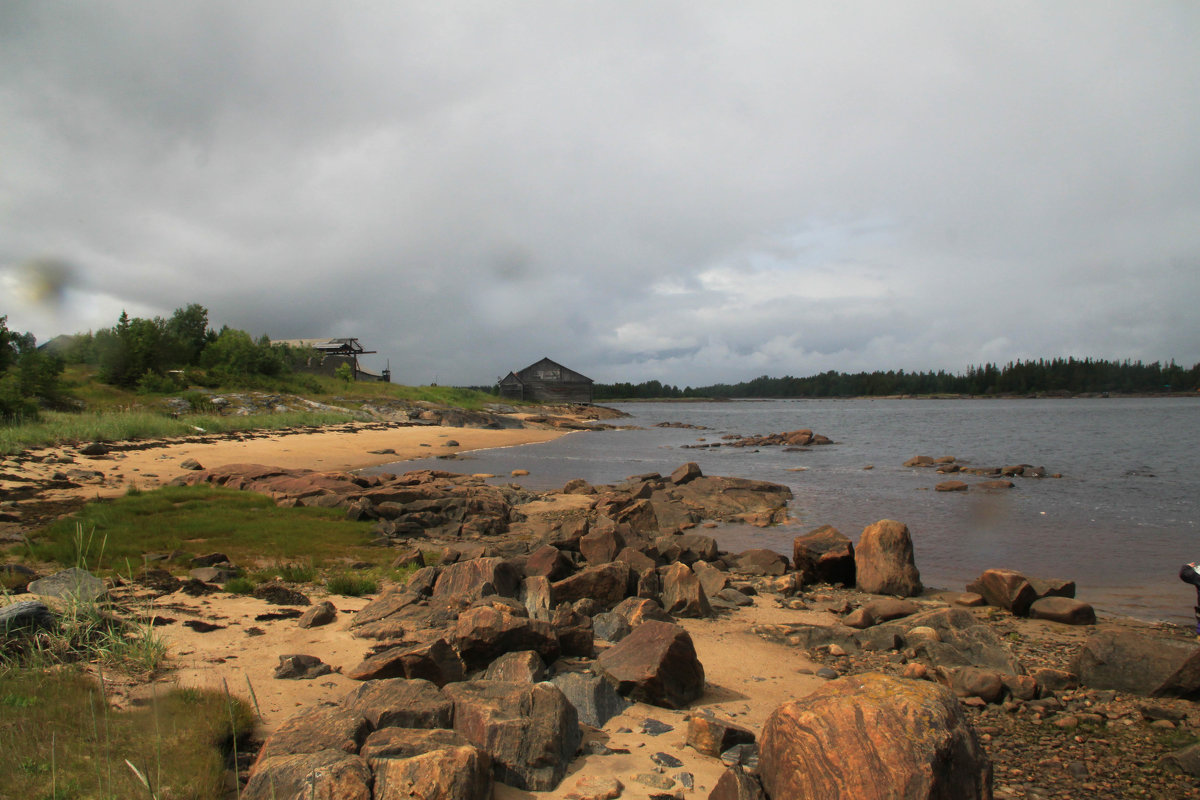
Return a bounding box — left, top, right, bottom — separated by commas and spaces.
0, 408, 360, 456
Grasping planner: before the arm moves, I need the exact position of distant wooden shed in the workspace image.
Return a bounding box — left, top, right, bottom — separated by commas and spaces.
498, 357, 593, 404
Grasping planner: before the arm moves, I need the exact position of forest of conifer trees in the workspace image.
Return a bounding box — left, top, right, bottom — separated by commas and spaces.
595, 357, 1200, 400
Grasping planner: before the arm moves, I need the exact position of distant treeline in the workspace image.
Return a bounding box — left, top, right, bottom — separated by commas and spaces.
595, 358, 1200, 400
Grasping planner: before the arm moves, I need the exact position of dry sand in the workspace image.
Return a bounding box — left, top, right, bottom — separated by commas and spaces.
9, 421, 574, 505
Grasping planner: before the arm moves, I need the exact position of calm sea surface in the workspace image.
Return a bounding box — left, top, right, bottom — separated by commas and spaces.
374, 398, 1199, 625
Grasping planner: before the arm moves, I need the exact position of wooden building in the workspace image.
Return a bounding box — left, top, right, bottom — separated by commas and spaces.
270, 337, 390, 382
498, 357, 594, 404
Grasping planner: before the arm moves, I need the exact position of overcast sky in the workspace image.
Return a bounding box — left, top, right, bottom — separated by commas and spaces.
2, 2, 1198, 387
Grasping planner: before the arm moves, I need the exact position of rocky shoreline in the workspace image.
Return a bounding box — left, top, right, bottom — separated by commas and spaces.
6, 440, 1200, 797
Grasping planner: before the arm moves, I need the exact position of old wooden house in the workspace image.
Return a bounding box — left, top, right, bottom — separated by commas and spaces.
498, 357, 594, 403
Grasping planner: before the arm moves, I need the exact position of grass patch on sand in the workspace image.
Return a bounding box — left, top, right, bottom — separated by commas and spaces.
0, 668, 254, 800
23, 485, 391, 573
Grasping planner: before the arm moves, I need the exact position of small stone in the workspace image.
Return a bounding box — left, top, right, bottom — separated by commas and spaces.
641, 718, 674, 736
651, 752, 684, 768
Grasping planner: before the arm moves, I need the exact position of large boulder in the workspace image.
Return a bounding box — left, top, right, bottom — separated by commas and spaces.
579, 527, 626, 565
758, 673, 992, 799
687, 712, 755, 758
729, 548, 789, 577
1028, 596, 1096, 625
433, 557, 520, 600
793, 525, 856, 586
339, 678, 453, 730
965, 569, 1038, 616
855, 520, 922, 597
597, 619, 705, 709
525, 545, 573, 581
244, 750, 372, 800
443, 680, 582, 791
253, 705, 372, 766
1072, 629, 1200, 698
551, 670, 632, 728
660, 562, 713, 618
346, 638, 465, 686
371, 745, 492, 800
551, 562, 633, 609
454, 604, 560, 670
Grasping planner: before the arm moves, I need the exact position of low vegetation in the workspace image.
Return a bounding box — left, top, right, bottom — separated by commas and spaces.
22, 484, 391, 573
0, 668, 254, 800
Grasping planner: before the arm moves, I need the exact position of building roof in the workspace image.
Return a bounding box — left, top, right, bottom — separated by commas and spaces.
270, 337, 371, 353
510, 357, 593, 384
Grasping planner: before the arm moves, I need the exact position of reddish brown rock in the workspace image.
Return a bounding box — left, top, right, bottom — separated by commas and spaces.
729, 548, 789, 576
552, 562, 633, 609
360, 727, 471, 761
611, 596, 673, 627
863, 597, 920, 622
656, 532, 719, 565
1073, 630, 1200, 698
484, 650, 547, 682
670, 462, 703, 485
945, 666, 1006, 704
692, 560, 730, 597
339, 678, 453, 730
615, 546, 656, 573
552, 605, 596, 658
855, 520, 923, 597
433, 557, 520, 600
297, 600, 337, 629
597, 619, 705, 709
454, 604, 560, 670
443, 680, 582, 791
253, 704, 371, 766
347, 638, 465, 687
245, 750, 372, 800
371, 745, 492, 800
709, 766, 766, 800
758, 673, 992, 799
1029, 596, 1096, 625
580, 527, 626, 565
792, 525, 855, 586
966, 568, 1038, 616
935, 480, 969, 492
351, 586, 423, 630
525, 545, 572, 581
660, 562, 712, 618
686, 712, 756, 757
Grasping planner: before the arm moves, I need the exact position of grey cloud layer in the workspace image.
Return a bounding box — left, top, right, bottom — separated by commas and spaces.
2, 2, 1198, 385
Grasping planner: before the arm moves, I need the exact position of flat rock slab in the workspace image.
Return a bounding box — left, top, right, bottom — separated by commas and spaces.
1029, 596, 1096, 625
27, 568, 106, 602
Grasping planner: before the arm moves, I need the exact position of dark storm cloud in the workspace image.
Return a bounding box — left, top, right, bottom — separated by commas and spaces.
2, 2, 1198, 385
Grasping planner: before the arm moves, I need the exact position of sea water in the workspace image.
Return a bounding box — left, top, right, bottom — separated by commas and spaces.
371, 397, 1199, 625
